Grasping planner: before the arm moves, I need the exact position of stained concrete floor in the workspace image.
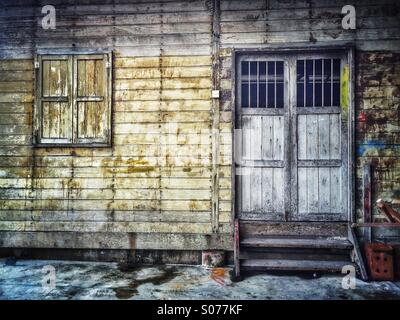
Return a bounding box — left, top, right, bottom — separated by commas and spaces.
0, 259, 400, 300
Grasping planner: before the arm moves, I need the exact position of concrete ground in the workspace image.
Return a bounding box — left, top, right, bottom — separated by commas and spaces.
0, 259, 400, 300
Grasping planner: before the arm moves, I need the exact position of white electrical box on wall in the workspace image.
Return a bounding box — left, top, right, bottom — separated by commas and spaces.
211, 90, 220, 99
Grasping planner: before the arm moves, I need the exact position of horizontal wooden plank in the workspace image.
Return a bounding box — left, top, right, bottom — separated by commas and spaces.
0, 34, 212, 49
0, 113, 31, 125
220, 28, 400, 46
241, 237, 352, 249
0, 45, 213, 59
0, 93, 33, 103
115, 122, 212, 134
0, 23, 211, 39
113, 133, 213, 145
0, 81, 33, 93
0, 135, 31, 145
0, 2, 210, 17
0, 188, 157, 200
241, 259, 350, 272
0, 13, 211, 29
0, 209, 212, 223
115, 55, 212, 68
218, 210, 231, 223
0, 199, 212, 211
114, 111, 211, 123
115, 66, 211, 79
220, 3, 400, 22
115, 100, 212, 112
220, 16, 400, 33
0, 165, 212, 178
240, 222, 348, 237
0, 231, 233, 250
0, 221, 214, 233
0, 103, 32, 113
115, 77, 211, 90
28, 145, 211, 157
0, 70, 33, 81
0, 60, 33, 71
0, 177, 212, 189
0, 155, 216, 167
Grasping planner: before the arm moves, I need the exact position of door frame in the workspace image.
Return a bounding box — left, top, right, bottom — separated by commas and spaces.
231, 45, 355, 223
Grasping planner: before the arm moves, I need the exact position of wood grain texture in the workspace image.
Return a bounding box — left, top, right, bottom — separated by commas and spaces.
0, 0, 399, 250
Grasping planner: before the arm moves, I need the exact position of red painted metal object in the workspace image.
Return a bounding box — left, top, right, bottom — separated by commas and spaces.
393, 246, 400, 280
364, 243, 394, 281
376, 199, 400, 223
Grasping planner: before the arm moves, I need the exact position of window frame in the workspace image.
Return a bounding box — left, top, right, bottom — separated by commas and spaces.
34, 52, 112, 147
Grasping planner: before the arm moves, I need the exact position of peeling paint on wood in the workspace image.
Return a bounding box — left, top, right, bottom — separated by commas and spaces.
0, 0, 400, 252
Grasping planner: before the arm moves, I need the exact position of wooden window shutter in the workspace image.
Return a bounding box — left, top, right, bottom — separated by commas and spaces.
34, 53, 112, 146
74, 54, 111, 145
35, 55, 73, 144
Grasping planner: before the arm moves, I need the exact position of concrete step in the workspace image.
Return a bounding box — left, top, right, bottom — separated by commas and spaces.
241, 259, 352, 272
239, 221, 348, 238
240, 237, 352, 250
239, 248, 350, 261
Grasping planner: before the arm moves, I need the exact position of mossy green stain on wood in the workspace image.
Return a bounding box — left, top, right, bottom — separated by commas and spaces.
341, 64, 349, 118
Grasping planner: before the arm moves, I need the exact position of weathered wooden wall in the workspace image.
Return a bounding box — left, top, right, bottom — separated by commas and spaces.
0, 0, 399, 252
0, 0, 232, 251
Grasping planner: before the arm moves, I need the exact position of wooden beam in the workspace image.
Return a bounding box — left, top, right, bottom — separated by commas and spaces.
348, 223, 369, 281
211, 0, 221, 233
0, 231, 233, 251
352, 223, 400, 228
363, 164, 372, 242
233, 219, 240, 278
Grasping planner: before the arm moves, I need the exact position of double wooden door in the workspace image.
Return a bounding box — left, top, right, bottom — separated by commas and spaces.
236, 51, 349, 222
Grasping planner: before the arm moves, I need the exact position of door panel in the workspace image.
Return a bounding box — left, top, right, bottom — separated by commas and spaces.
236, 52, 349, 222
293, 54, 347, 221
237, 56, 288, 220
297, 114, 341, 160
240, 114, 286, 218
297, 167, 342, 215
